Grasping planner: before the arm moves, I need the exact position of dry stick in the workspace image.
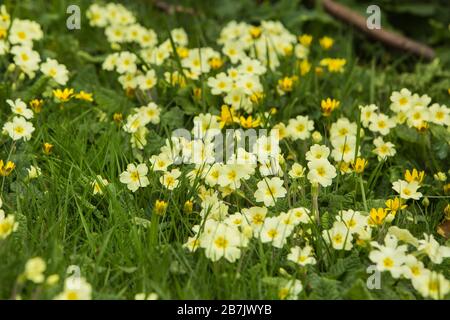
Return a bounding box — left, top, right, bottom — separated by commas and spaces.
321, 0, 435, 60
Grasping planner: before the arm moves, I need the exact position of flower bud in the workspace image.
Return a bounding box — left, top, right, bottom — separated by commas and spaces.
312, 131, 322, 143
7, 63, 15, 72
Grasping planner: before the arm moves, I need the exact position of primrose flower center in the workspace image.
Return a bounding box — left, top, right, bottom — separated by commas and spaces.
383, 257, 394, 268
130, 171, 140, 182
333, 234, 343, 244
399, 97, 408, 105
14, 126, 24, 134
428, 280, 439, 292
317, 167, 326, 177
267, 229, 278, 239
252, 214, 264, 225
66, 291, 79, 300
378, 121, 386, 128
214, 236, 228, 249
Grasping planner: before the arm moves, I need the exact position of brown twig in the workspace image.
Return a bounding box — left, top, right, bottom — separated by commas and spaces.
152, 0, 196, 15
322, 0, 435, 60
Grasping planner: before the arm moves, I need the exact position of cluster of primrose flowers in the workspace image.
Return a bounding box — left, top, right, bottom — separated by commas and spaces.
0, 5, 69, 83
87, 2, 353, 152
0, 1, 448, 300
84, 3, 450, 300
0, 4, 95, 150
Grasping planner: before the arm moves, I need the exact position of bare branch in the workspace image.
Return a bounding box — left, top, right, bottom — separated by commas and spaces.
322, 0, 435, 60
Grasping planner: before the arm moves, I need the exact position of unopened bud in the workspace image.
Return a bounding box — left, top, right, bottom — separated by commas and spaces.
278, 268, 289, 277
7, 63, 16, 72
183, 200, 193, 214
360, 128, 365, 138
444, 204, 450, 220
111, 42, 121, 51
312, 131, 322, 143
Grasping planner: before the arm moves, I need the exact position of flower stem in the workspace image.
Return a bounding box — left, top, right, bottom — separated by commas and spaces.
311, 183, 320, 225
359, 175, 368, 212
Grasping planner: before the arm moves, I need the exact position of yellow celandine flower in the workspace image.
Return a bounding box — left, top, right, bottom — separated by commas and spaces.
298, 34, 313, 47
249, 26, 262, 39
415, 121, 429, 132
208, 57, 224, 70
444, 204, 450, 220
338, 161, 352, 174
0, 160, 15, 176
29, 99, 44, 113
356, 238, 368, 247
320, 58, 346, 72
319, 36, 334, 50
385, 197, 407, 216
154, 200, 168, 215
282, 44, 294, 56
288, 163, 306, 178
193, 87, 202, 100
444, 183, 450, 194
53, 88, 74, 102
183, 200, 193, 214
277, 76, 298, 93
167, 72, 186, 87
43, 142, 54, 155
218, 105, 237, 128
250, 91, 264, 104
405, 169, 425, 184
125, 87, 135, 98
352, 158, 368, 174
0, 27, 6, 39
369, 208, 387, 226
298, 59, 311, 75
113, 112, 123, 123
75, 91, 94, 102
239, 115, 260, 128
315, 66, 324, 76
176, 47, 189, 59
321, 98, 340, 116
